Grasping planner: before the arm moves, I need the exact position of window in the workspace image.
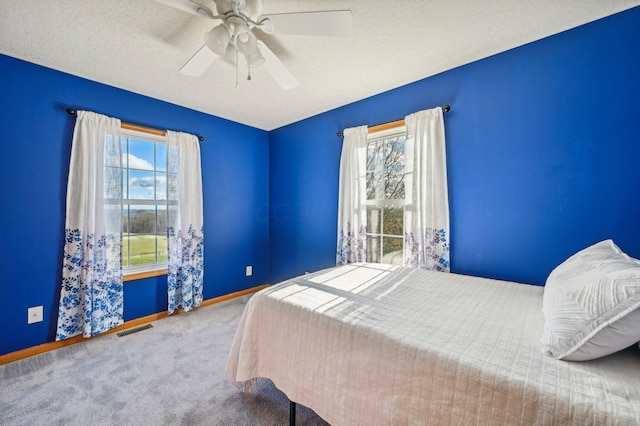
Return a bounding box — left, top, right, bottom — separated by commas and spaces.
118, 129, 174, 275
365, 128, 407, 265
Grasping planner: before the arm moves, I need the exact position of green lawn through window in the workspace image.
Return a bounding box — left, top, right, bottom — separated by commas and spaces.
123, 234, 168, 266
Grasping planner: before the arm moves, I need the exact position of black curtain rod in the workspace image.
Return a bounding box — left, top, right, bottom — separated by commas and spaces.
336, 104, 451, 137
66, 108, 205, 142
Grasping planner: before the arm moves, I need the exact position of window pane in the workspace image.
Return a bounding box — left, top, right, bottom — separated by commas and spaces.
156, 143, 167, 172
384, 164, 405, 200
157, 205, 167, 235
128, 139, 155, 171
119, 133, 170, 272
366, 171, 376, 200
122, 236, 130, 267
382, 206, 403, 236
366, 131, 406, 266
122, 205, 130, 267
367, 206, 381, 234
385, 176, 405, 200
130, 205, 156, 234
122, 205, 130, 233
384, 137, 405, 200
368, 172, 386, 201
157, 235, 168, 264
382, 237, 403, 265
129, 170, 155, 200
157, 205, 168, 264
122, 169, 128, 199
366, 140, 383, 171
366, 235, 381, 263
129, 205, 157, 266
156, 172, 167, 200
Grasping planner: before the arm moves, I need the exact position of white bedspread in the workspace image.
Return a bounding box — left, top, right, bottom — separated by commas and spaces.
226, 263, 640, 425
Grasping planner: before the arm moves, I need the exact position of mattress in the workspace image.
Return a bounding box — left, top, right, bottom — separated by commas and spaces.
226, 263, 640, 425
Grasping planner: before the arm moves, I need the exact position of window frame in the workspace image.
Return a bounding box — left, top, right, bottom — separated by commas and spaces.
365, 126, 408, 266
118, 128, 171, 280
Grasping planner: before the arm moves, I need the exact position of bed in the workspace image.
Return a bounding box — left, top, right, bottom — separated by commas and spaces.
226, 259, 640, 425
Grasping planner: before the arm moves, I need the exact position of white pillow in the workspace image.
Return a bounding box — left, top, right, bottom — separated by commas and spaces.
541, 240, 640, 361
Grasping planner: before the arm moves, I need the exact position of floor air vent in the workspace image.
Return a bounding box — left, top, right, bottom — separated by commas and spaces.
117, 324, 153, 337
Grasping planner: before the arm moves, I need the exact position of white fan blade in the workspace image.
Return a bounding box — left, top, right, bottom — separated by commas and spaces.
261, 10, 352, 36
257, 41, 299, 90
179, 45, 220, 77
153, 0, 214, 19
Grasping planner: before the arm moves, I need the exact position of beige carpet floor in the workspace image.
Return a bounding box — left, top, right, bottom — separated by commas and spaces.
0, 295, 328, 426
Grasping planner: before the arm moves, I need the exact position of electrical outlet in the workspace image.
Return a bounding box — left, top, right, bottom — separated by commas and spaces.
246, 266, 253, 277
28, 306, 43, 324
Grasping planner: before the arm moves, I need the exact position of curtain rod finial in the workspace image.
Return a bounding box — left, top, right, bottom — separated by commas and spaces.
66, 107, 77, 116
337, 130, 343, 137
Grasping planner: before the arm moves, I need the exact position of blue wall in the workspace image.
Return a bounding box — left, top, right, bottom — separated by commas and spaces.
0, 55, 270, 355
2, 6, 640, 357
269, 7, 640, 285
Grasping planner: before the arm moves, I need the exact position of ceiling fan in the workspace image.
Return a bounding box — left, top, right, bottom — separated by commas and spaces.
154, 0, 353, 90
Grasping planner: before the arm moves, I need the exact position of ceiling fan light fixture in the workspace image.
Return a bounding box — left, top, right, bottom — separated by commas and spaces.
235, 28, 257, 55
245, 47, 265, 68
222, 44, 238, 65
204, 24, 231, 56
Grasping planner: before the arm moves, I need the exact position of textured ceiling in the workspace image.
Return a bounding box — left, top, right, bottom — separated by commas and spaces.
1, 0, 639, 130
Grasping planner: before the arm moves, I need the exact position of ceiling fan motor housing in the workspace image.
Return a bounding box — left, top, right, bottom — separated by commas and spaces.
232, 0, 262, 19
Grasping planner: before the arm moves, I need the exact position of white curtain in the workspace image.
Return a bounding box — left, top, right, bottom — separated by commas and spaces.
336, 125, 368, 265
56, 111, 124, 340
404, 107, 450, 271
166, 131, 204, 314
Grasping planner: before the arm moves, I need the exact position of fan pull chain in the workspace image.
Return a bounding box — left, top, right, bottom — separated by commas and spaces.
247, 55, 252, 81
235, 48, 239, 89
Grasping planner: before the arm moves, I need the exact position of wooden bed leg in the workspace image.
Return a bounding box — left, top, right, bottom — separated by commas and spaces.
289, 400, 296, 426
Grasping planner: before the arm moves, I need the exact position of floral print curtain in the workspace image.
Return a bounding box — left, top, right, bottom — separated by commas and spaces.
336, 125, 368, 265
404, 107, 450, 271
166, 131, 204, 314
56, 111, 124, 340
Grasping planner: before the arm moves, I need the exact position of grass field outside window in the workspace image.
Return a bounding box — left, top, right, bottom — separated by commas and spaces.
122, 234, 168, 266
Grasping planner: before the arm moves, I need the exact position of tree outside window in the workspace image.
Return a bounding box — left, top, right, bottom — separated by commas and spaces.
365, 130, 406, 265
